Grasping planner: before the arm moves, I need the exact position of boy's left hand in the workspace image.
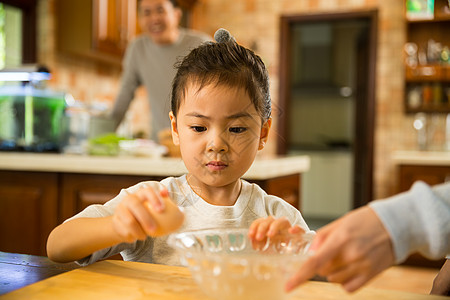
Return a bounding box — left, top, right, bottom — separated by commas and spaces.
248, 216, 304, 250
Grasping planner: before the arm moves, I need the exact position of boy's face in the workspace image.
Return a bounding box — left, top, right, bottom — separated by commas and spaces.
138, 0, 181, 44
170, 83, 271, 190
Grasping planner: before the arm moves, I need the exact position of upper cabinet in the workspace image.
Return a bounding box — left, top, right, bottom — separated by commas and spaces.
56, 0, 140, 65
56, 0, 196, 65
92, 0, 140, 57
404, 0, 450, 113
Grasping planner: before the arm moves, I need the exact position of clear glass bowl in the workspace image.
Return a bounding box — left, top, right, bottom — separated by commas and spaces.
168, 227, 314, 300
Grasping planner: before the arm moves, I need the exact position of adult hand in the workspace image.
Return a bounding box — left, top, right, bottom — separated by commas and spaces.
286, 206, 395, 293
431, 259, 450, 296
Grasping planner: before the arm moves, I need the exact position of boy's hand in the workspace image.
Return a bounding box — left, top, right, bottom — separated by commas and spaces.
248, 216, 304, 251
112, 187, 166, 243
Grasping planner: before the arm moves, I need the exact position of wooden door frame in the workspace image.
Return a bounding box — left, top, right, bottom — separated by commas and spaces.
277, 9, 378, 208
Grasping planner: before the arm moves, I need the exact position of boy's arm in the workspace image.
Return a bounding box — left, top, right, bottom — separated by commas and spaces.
46, 216, 123, 263
46, 187, 183, 263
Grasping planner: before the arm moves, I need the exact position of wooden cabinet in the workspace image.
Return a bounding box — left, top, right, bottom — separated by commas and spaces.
0, 169, 301, 256
56, 0, 197, 63
56, 0, 139, 64
0, 171, 58, 256
92, 0, 139, 57
59, 173, 155, 222
397, 164, 449, 268
404, 0, 450, 113
398, 164, 450, 192
252, 174, 301, 209
59, 173, 301, 220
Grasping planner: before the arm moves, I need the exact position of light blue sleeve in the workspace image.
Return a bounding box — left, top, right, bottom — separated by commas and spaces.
369, 181, 450, 263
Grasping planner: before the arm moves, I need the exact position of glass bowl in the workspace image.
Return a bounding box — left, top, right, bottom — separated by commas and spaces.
168, 227, 314, 300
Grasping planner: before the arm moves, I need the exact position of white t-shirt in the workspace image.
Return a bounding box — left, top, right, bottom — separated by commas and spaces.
68, 175, 312, 266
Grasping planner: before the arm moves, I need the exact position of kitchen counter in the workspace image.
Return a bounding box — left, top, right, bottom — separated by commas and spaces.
0, 152, 310, 180
0, 153, 310, 257
392, 150, 450, 166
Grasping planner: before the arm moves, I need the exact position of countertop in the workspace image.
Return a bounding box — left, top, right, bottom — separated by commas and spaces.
0, 251, 439, 297
392, 150, 450, 166
2, 259, 446, 300
0, 153, 310, 180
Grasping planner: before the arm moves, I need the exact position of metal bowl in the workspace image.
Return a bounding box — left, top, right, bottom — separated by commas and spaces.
168, 227, 314, 300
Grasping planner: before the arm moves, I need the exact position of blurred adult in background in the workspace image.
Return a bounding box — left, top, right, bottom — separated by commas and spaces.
110, 0, 211, 141
285, 181, 450, 296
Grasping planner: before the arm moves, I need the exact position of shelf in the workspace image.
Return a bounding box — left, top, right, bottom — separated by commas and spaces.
404, 0, 450, 114
405, 65, 450, 82
406, 15, 450, 22
405, 105, 450, 114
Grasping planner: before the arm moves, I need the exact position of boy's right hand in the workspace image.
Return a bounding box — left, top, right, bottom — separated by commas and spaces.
248, 216, 304, 251
112, 187, 166, 243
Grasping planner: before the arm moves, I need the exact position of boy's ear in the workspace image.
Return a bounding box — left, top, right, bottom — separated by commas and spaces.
169, 111, 180, 145
258, 118, 272, 150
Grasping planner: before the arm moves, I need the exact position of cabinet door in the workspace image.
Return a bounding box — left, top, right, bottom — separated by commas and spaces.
56, 0, 93, 58
92, 0, 138, 56
59, 173, 161, 221
0, 171, 58, 256
251, 174, 301, 210
398, 165, 450, 193
56, 0, 139, 64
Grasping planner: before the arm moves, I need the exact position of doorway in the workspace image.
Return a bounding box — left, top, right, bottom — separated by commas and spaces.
277, 10, 377, 224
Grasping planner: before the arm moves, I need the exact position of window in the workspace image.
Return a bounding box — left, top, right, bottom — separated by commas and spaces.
0, 3, 22, 68
0, 0, 36, 66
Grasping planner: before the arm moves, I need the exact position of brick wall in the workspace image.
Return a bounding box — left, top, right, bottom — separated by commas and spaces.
189, 0, 447, 200
37, 0, 447, 200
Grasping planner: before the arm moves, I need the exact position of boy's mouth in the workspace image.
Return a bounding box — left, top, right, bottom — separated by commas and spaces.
206, 161, 228, 171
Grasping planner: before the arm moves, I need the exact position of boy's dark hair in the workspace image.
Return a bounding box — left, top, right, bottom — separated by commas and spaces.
170, 39, 271, 123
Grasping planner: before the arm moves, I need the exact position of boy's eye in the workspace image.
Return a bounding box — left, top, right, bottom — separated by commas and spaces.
191, 126, 206, 132
229, 127, 247, 134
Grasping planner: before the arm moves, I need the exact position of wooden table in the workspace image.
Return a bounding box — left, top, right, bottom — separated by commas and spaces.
0, 252, 79, 295
0, 255, 446, 299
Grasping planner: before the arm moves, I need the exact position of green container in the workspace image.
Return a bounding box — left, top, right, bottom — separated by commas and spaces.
0, 86, 67, 152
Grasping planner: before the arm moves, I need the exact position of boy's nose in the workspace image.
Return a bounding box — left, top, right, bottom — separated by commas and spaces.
207, 132, 229, 153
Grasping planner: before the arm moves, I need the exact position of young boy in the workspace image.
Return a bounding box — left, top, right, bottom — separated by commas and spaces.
47, 29, 312, 266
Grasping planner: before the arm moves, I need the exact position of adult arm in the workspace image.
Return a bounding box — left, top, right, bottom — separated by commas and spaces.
110, 41, 141, 128
369, 181, 450, 263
